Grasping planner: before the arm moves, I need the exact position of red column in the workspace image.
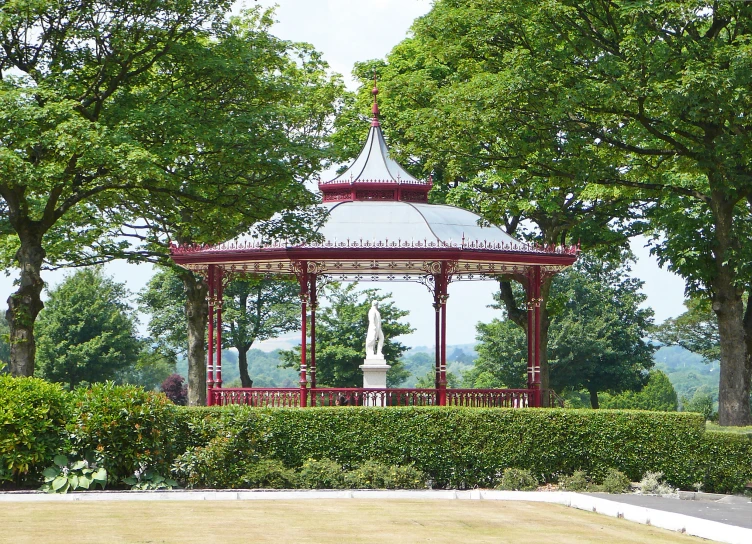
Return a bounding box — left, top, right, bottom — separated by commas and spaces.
298, 263, 308, 407
533, 266, 542, 407
309, 273, 317, 390
433, 289, 440, 392
215, 268, 224, 391
206, 265, 215, 406
439, 281, 448, 407
526, 269, 534, 393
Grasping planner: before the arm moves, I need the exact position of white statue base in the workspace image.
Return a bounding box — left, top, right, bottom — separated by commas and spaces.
360, 355, 390, 407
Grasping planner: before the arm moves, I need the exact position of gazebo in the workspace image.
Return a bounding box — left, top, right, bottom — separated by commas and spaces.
170, 84, 578, 408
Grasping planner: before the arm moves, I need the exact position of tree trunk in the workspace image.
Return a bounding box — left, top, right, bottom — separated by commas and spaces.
589, 389, 600, 409
6, 234, 46, 377
713, 277, 751, 425
238, 347, 253, 388
180, 270, 208, 406
710, 193, 752, 426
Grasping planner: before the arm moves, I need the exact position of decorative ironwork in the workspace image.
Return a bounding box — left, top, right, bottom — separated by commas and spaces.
401, 190, 429, 202
355, 190, 395, 201
322, 190, 352, 202
209, 388, 536, 408
170, 238, 579, 255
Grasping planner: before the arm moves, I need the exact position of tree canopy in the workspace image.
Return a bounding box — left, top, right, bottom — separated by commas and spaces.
1, 2, 343, 407
35, 268, 140, 390
335, 0, 752, 424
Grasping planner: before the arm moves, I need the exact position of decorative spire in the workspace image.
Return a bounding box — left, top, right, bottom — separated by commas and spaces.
371, 72, 380, 127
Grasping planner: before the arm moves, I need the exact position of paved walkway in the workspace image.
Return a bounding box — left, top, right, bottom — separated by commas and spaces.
2, 489, 750, 544
591, 492, 752, 529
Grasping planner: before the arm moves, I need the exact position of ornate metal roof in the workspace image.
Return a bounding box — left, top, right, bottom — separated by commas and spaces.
319, 80, 432, 203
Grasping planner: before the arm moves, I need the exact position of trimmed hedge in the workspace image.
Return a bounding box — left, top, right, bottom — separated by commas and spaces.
1, 376, 751, 492
171, 406, 751, 492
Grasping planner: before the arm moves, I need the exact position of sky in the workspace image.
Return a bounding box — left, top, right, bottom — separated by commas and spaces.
0, 0, 688, 349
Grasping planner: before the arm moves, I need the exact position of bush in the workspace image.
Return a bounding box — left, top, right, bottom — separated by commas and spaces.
0, 376, 71, 485
559, 470, 589, 491
161, 374, 187, 406
241, 460, 296, 489
295, 458, 347, 489
69, 382, 178, 485
345, 460, 427, 489
497, 468, 538, 491
598, 468, 631, 494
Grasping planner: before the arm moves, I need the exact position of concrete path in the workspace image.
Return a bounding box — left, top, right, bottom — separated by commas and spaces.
592, 492, 752, 530
1, 489, 750, 544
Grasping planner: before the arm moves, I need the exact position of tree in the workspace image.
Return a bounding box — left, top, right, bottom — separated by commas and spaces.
281, 283, 413, 388
654, 297, 721, 363
0, 3, 343, 410
160, 374, 188, 406
468, 255, 655, 408
222, 278, 300, 388
0, 0, 234, 377
335, 12, 639, 403
600, 371, 679, 412
114, 344, 176, 391
35, 268, 140, 390
106, 9, 342, 405
340, 1, 752, 424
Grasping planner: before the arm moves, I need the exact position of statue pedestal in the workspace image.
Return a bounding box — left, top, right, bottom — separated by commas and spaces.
360, 355, 390, 407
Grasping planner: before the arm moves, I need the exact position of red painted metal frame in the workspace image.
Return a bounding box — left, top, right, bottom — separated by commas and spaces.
207, 265, 215, 403
297, 261, 309, 407
210, 387, 537, 408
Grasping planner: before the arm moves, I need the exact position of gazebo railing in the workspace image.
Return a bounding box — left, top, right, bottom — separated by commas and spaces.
210, 388, 542, 408
211, 388, 302, 407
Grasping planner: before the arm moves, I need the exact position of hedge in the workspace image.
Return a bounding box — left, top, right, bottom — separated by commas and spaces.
1, 378, 751, 492
174, 407, 746, 491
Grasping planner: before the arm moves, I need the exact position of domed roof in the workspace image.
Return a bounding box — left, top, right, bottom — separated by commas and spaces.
317, 201, 520, 248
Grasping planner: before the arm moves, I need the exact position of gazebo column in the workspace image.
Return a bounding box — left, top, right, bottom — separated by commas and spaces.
526, 267, 543, 407
297, 262, 309, 407
533, 266, 543, 407
206, 265, 215, 406
432, 263, 449, 406
215, 268, 224, 391
309, 273, 317, 390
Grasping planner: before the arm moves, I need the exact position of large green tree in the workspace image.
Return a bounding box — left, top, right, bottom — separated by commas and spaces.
0, 3, 343, 407
0, 0, 235, 377
281, 283, 413, 388
106, 9, 341, 405
467, 255, 655, 408
343, 0, 752, 425
35, 268, 140, 390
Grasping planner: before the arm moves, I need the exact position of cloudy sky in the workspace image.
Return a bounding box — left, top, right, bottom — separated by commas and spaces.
0, 0, 687, 348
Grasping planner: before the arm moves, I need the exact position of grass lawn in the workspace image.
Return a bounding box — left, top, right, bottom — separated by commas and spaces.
1, 499, 706, 543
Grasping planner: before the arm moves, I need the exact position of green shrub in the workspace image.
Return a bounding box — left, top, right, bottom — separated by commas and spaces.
241, 460, 296, 489
344, 460, 427, 489
598, 468, 631, 494
69, 382, 178, 484
295, 458, 347, 489
496, 468, 538, 491
559, 470, 589, 491
0, 376, 71, 485
123, 468, 178, 490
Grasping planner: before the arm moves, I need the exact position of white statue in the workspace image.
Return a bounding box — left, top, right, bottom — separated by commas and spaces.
365, 300, 385, 358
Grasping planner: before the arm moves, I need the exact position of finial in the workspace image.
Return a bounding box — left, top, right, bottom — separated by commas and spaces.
371, 72, 380, 127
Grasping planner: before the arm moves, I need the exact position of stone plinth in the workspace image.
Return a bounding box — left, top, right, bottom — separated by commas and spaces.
360, 355, 390, 406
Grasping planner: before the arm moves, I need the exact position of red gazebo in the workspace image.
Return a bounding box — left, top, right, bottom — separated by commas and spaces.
171, 85, 578, 408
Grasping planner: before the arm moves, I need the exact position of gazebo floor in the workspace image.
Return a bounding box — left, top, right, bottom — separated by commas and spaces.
208, 387, 562, 408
